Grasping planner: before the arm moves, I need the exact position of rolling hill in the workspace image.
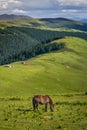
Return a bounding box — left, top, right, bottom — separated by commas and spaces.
0, 14, 87, 130
0, 14, 87, 31
0, 37, 87, 97
0, 16, 87, 65
0, 14, 87, 97
41, 17, 87, 31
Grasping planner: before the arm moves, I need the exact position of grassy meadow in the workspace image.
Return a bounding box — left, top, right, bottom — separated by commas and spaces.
0, 37, 87, 97
0, 95, 87, 130
0, 37, 87, 130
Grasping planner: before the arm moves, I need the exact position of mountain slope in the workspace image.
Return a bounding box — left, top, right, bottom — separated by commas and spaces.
0, 37, 87, 97
0, 14, 31, 20
41, 17, 87, 31
0, 15, 87, 32
0, 26, 87, 65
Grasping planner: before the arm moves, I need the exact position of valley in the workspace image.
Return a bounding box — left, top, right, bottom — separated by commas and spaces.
0, 15, 87, 130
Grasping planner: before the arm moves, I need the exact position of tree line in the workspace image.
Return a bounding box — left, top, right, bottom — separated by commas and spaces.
0, 26, 87, 65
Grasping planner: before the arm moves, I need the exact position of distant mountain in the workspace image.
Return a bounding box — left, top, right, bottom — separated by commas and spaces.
80, 19, 87, 23
0, 14, 31, 20
0, 14, 87, 32
40, 17, 87, 31
0, 14, 87, 65
41, 17, 73, 22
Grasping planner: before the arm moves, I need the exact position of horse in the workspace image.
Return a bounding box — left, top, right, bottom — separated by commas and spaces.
32, 95, 54, 112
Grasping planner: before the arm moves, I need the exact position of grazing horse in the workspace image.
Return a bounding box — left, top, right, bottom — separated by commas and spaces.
32, 95, 54, 112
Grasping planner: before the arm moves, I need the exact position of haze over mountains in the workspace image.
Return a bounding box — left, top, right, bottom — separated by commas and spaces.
0, 14, 87, 24
0, 14, 87, 32
80, 19, 87, 23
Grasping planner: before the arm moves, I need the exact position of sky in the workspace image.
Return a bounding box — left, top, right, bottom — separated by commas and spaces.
0, 0, 87, 20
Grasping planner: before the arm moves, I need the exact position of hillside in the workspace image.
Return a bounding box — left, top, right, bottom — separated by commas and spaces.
0, 15, 87, 96
0, 15, 87, 31
0, 15, 87, 130
0, 37, 87, 97
0, 25, 87, 65
41, 17, 87, 31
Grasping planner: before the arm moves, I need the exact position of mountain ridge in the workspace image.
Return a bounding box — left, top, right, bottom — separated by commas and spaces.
0, 14, 31, 20
0, 14, 87, 32
0, 14, 87, 65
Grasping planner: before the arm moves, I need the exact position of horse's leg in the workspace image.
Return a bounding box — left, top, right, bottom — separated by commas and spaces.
45, 103, 48, 111
32, 99, 37, 111
33, 102, 36, 111
50, 104, 54, 112
36, 103, 38, 110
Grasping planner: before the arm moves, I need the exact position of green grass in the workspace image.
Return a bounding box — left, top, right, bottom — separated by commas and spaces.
0, 95, 87, 130
0, 37, 87, 130
0, 37, 87, 97
0, 18, 45, 29
0, 18, 87, 33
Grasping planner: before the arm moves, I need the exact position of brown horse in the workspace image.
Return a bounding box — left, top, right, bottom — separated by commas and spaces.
32, 95, 54, 112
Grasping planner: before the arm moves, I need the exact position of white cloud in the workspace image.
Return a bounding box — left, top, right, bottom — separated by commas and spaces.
0, 1, 8, 9
62, 9, 78, 13
0, 0, 22, 9
0, 0, 87, 20
8, 0, 22, 4
56, 0, 87, 6
12, 9, 27, 14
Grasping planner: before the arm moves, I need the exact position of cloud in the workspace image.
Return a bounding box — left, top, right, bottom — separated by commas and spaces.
0, 0, 22, 9
19, 0, 60, 10
12, 8, 27, 14
0, 2, 8, 9
8, 0, 22, 4
56, 0, 87, 6
62, 9, 78, 13
0, 0, 87, 20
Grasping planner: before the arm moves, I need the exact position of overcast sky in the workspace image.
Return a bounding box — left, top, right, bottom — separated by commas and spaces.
0, 0, 87, 20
